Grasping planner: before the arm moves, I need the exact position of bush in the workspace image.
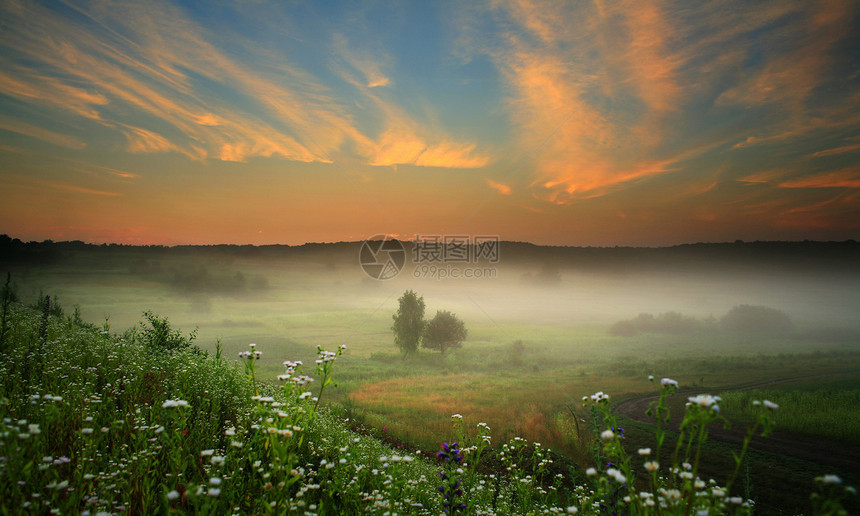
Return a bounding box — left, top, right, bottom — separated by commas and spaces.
720, 304, 794, 334
139, 310, 199, 352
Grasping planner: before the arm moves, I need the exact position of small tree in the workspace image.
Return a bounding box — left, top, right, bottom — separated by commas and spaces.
392, 290, 425, 357
422, 310, 467, 356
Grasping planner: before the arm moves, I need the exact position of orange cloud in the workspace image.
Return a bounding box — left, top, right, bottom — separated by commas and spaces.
810, 143, 860, 158
415, 142, 490, 169
779, 168, 860, 188
486, 179, 511, 195
0, 114, 86, 150
122, 125, 178, 154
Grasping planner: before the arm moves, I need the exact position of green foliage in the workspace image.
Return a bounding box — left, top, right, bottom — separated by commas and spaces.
0, 272, 18, 351
392, 290, 425, 357
139, 310, 199, 352
422, 310, 467, 356
719, 387, 860, 445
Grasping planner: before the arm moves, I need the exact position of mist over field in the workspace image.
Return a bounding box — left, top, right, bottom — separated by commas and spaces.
3, 236, 860, 513
3, 237, 859, 364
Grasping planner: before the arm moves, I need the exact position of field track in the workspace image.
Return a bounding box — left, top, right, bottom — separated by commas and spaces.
614, 373, 860, 473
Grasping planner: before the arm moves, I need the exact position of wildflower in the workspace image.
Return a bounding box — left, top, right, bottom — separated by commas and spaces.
167, 490, 180, 501
210, 477, 222, 486
589, 391, 610, 403
162, 399, 189, 409
818, 474, 842, 484
451, 413, 463, 419
606, 468, 626, 483
687, 394, 721, 412
600, 429, 614, 440
208, 488, 221, 497
586, 467, 597, 476
661, 378, 679, 388
638, 448, 651, 455
28, 423, 41, 435
728, 497, 743, 504
644, 461, 659, 472
665, 489, 682, 501
567, 507, 578, 514
763, 400, 779, 410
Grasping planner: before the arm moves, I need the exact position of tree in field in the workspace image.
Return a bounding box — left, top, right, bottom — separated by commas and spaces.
422, 310, 467, 356
392, 290, 425, 357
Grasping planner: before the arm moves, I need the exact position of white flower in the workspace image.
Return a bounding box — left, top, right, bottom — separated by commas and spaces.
687, 394, 720, 411
819, 474, 842, 484
566, 507, 578, 514
209, 477, 222, 486
606, 468, 626, 483
166, 490, 180, 501
763, 400, 779, 410
589, 391, 610, 403
586, 467, 597, 476
208, 488, 221, 497
162, 399, 189, 409
638, 448, 651, 456
644, 461, 659, 472
661, 378, 679, 388
600, 429, 614, 440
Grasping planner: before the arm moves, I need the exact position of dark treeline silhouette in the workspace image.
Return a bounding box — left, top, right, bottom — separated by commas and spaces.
2, 234, 859, 275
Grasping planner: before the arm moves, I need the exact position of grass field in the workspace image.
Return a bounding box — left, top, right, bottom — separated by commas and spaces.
3, 244, 860, 513
719, 375, 860, 445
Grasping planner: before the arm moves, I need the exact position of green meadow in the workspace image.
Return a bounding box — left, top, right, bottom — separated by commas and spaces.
2, 239, 859, 513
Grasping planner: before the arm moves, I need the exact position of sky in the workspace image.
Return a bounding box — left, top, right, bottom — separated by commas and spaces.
1, 0, 859, 246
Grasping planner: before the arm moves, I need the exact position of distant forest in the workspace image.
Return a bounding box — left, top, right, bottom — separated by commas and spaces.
2, 234, 859, 275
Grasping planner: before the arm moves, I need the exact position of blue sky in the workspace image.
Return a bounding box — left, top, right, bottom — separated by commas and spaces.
1, 0, 859, 245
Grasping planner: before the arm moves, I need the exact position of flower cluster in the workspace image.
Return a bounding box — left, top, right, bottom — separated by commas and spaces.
238, 342, 262, 360
436, 442, 467, 515
687, 394, 721, 413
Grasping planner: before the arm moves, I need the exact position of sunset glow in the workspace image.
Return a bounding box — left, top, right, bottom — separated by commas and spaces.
1, 0, 858, 245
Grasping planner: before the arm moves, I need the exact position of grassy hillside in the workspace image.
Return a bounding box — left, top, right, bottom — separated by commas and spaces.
0, 294, 856, 515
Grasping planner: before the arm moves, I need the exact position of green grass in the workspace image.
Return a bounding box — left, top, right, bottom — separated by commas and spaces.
1, 298, 858, 514
719, 379, 860, 445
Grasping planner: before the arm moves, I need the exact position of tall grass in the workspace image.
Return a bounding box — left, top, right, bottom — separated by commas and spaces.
719, 388, 860, 445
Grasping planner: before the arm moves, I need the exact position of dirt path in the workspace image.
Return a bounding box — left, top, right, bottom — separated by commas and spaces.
613, 373, 860, 473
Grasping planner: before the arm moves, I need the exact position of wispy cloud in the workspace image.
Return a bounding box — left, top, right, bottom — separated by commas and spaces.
810, 143, 860, 158
459, 0, 860, 208
0, 114, 86, 150
486, 179, 511, 195
779, 168, 860, 189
